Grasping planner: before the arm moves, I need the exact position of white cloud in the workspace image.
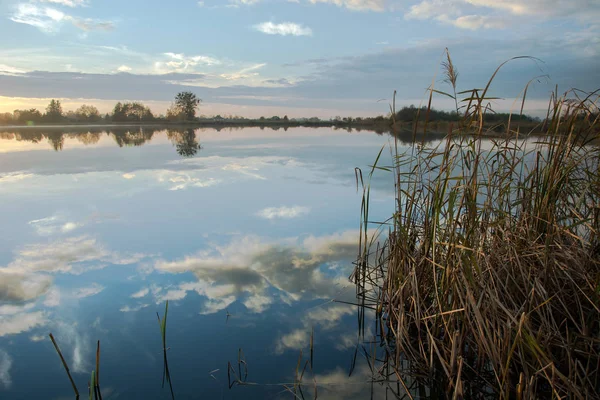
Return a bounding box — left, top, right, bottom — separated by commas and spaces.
122, 173, 136, 179
130, 287, 149, 298
119, 303, 149, 312
73, 283, 104, 298
0, 64, 26, 76
10, 4, 114, 33
67, 17, 114, 31
219, 63, 266, 81
153, 231, 358, 313
200, 296, 236, 315
253, 22, 313, 36
243, 294, 272, 313
308, 0, 386, 11
275, 328, 309, 353
439, 14, 507, 29
117, 65, 132, 72
0, 303, 35, 316
154, 52, 220, 73
334, 332, 357, 350
256, 205, 310, 219
10, 4, 65, 32
0, 350, 12, 389
39, 0, 89, 7
30, 334, 47, 342
0, 312, 48, 337
405, 0, 600, 29
52, 320, 90, 373
274, 303, 354, 354
313, 365, 387, 399
304, 303, 353, 329
61, 222, 82, 233
229, 0, 261, 5
164, 174, 221, 191
0, 173, 34, 184
1, 235, 146, 275
0, 271, 52, 303
43, 287, 61, 307
29, 215, 59, 235
464, 0, 599, 18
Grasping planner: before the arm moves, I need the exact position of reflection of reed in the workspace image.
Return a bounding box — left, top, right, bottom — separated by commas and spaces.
157, 301, 175, 400
227, 329, 319, 399
49, 333, 80, 399
94, 341, 103, 400
49, 335, 104, 400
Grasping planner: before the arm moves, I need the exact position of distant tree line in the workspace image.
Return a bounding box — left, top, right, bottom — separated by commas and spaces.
0, 94, 542, 132
0, 91, 202, 125
393, 105, 539, 123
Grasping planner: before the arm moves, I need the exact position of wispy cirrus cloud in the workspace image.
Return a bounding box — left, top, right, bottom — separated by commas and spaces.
253, 22, 313, 36
307, 0, 387, 11
119, 303, 150, 312
154, 52, 221, 74
73, 283, 105, 299
256, 205, 310, 219
10, 3, 115, 33
0, 350, 12, 389
404, 0, 600, 29
38, 0, 89, 7
230, 0, 261, 4
28, 214, 83, 236
130, 287, 150, 298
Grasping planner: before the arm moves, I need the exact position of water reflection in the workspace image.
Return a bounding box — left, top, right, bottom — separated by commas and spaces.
167, 129, 201, 157
0, 126, 406, 399
0, 125, 443, 156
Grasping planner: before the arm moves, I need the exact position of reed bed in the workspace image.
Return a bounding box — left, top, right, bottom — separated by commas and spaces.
353, 53, 600, 399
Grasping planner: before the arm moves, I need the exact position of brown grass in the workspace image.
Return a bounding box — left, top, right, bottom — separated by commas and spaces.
353, 53, 600, 399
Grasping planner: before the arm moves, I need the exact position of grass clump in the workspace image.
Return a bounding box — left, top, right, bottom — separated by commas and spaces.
354, 52, 600, 399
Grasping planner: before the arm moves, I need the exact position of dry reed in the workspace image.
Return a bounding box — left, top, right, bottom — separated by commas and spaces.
353, 53, 600, 399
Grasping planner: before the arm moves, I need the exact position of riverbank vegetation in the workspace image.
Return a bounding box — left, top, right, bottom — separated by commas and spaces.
354, 53, 600, 398
0, 91, 546, 135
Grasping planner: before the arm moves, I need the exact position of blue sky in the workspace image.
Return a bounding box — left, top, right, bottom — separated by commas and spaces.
0, 0, 598, 117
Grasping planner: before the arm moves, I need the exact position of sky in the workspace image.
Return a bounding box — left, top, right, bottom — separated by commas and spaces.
0, 0, 598, 117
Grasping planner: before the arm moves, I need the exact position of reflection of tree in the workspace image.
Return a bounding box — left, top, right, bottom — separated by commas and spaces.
167, 128, 201, 157
0, 131, 44, 143
111, 128, 155, 147
69, 131, 102, 145
46, 132, 64, 151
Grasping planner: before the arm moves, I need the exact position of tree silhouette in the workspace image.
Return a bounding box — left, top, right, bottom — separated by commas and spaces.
14, 109, 43, 124
174, 92, 201, 121
45, 100, 63, 122
74, 105, 101, 122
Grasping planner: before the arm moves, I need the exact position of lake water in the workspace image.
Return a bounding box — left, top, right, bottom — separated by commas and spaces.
0, 126, 403, 399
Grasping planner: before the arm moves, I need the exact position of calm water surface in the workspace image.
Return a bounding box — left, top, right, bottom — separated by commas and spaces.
0, 126, 400, 399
